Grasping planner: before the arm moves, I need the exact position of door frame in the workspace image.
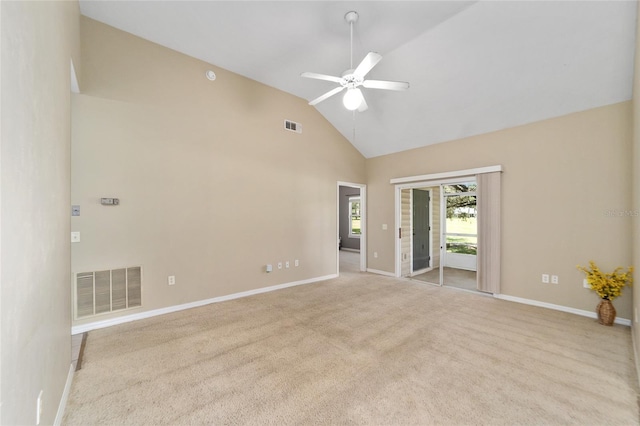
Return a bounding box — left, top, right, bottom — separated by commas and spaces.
394, 176, 472, 279
337, 181, 367, 274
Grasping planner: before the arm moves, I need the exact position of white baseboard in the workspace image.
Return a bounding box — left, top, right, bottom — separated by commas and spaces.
366, 268, 396, 277
54, 364, 74, 426
72, 274, 337, 334
494, 294, 631, 326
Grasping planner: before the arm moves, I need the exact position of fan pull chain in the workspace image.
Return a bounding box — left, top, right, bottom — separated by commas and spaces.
352, 110, 357, 142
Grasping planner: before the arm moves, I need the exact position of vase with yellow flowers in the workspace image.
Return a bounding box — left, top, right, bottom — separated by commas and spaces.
577, 261, 633, 326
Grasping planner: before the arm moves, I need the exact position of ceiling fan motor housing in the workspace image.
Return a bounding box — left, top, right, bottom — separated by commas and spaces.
341, 69, 363, 89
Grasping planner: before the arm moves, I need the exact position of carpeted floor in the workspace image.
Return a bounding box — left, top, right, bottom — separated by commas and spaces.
63, 270, 639, 425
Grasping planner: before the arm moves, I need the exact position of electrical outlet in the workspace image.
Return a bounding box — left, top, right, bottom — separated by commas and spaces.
285, 261, 290, 269
583, 279, 590, 289
542, 274, 549, 283
551, 275, 559, 284
168, 275, 175, 286
294, 259, 299, 267
374, 252, 378, 258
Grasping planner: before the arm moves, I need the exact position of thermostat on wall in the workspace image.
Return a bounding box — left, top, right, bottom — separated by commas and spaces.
101, 198, 119, 205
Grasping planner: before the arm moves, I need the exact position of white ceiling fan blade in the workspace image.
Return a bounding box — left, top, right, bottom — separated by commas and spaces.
354, 52, 382, 79
301, 72, 343, 84
308, 86, 345, 106
357, 95, 368, 112
362, 80, 410, 91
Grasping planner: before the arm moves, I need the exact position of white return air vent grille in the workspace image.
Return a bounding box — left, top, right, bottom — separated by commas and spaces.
75, 266, 142, 319
284, 120, 302, 134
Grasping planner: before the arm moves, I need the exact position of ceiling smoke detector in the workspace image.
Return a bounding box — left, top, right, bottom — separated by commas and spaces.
205, 70, 216, 81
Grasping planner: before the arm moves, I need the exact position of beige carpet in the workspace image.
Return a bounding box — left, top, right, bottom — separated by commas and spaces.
63, 271, 639, 425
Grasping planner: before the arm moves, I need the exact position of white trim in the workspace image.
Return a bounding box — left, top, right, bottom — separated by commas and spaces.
71, 274, 336, 334
366, 268, 396, 277
494, 294, 631, 326
390, 165, 502, 185
396, 176, 472, 191
70, 59, 80, 94
54, 364, 75, 426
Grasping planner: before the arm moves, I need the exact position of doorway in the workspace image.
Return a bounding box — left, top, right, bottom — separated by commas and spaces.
337, 182, 366, 274
412, 189, 430, 273
441, 182, 477, 291
396, 179, 477, 292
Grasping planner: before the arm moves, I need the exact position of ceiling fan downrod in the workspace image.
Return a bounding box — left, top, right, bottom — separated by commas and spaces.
345, 11, 358, 70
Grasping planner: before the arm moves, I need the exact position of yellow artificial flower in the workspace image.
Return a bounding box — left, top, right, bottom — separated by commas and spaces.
577, 261, 633, 301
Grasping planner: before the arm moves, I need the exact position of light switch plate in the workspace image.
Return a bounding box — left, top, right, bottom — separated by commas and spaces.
71, 232, 80, 243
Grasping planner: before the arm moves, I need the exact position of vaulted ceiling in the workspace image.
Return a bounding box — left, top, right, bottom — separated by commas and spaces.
79, 1, 637, 158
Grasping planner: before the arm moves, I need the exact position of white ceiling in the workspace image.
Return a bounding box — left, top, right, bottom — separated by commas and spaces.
79, 1, 637, 158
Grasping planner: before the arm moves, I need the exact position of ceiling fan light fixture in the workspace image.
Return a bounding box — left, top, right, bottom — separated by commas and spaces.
343, 88, 363, 110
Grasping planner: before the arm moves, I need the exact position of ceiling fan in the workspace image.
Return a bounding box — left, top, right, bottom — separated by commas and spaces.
302, 11, 409, 112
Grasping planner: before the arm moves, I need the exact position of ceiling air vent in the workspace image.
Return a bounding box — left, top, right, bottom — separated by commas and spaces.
284, 120, 302, 134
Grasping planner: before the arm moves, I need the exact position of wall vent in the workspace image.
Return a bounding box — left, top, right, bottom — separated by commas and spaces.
284, 120, 302, 134
74, 266, 142, 319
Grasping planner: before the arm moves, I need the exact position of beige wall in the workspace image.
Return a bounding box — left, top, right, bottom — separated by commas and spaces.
632, 0, 640, 380
71, 18, 365, 326
367, 102, 633, 319
1, 1, 80, 424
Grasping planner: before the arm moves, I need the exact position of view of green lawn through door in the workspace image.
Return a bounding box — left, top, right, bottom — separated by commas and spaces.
444, 184, 477, 256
